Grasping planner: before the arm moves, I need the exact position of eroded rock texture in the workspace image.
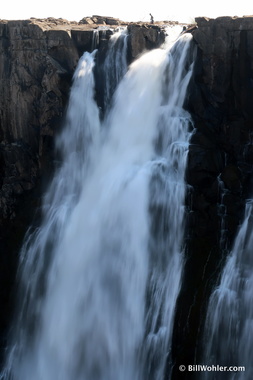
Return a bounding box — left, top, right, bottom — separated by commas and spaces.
2, 15, 253, 378
171, 17, 253, 379
0, 18, 82, 362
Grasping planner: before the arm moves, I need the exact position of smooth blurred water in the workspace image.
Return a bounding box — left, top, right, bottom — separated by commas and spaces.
1, 32, 195, 380
203, 200, 253, 379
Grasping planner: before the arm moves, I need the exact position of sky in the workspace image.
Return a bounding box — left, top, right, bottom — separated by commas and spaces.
2, 0, 253, 24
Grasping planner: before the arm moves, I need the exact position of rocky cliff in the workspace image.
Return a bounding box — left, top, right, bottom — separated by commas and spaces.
1, 15, 253, 377
0, 16, 167, 364
172, 16, 253, 379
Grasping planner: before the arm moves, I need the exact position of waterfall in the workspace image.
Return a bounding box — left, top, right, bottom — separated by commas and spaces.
103, 28, 128, 110
143, 37, 195, 380
91, 30, 99, 51
1, 48, 101, 380
203, 200, 253, 379
1, 31, 195, 380
94, 27, 128, 115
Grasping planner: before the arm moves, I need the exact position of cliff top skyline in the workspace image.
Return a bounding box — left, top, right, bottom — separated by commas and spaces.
1, 0, 253, 24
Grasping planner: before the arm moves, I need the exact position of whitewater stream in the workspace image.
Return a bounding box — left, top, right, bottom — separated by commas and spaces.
1, 29, 195, 380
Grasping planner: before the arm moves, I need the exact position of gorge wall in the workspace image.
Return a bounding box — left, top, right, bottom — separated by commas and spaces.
172, 16, 253, 378
0, 16, 166, 364
1, 15, 253, 378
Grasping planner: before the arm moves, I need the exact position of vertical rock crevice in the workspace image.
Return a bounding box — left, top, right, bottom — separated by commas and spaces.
2, 16, 253, 378
171, 17, 253, 379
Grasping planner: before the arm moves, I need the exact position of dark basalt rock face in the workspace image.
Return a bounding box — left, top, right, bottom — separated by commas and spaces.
127, 23, 166, 59
0, 18, 79, 363
0, 17, 166, 365
1, 15, 253, 378
171, 16, 253, 379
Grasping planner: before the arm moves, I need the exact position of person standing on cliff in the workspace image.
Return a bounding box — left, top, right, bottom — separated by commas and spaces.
150, 13, 154, 24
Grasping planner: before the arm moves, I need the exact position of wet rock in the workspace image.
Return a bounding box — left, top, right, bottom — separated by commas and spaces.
171, 16, 253, 378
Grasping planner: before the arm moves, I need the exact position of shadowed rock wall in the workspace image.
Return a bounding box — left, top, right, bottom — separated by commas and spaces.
0, 19, 83, 362
171, 17, 253, 379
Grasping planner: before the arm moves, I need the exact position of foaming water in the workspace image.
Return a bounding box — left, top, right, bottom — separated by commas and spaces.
203, 200, 253, 379
95, 27, 128, 114
143, 35, 194, 379
163, 25, 186, 49
1, 33, 195, 380
103, 27, 128, 110
1, 49, 100, 380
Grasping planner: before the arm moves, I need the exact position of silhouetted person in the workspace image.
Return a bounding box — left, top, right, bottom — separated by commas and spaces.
149, 13, 154, 24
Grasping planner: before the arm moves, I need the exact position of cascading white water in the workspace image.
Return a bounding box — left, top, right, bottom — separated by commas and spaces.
103, 28, 128, 108
1, 31, 195, 380
203, 200, 253, 379
163, 25, 186, 48
142, 36, 195, 380
1, 49, 100, 380
97, 27, 128, 113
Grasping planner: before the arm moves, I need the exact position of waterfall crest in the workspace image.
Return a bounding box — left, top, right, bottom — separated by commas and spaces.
94, 27, 128, 115
143, 35, 195, 380
103, 28, 128, 110
1, 31, 195, 380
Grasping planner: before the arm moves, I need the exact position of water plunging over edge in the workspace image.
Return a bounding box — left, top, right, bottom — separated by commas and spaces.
1, 49, 100, 380
202, 200, 253, 379
1, 33, 195, 380
142, 35, 195, 379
